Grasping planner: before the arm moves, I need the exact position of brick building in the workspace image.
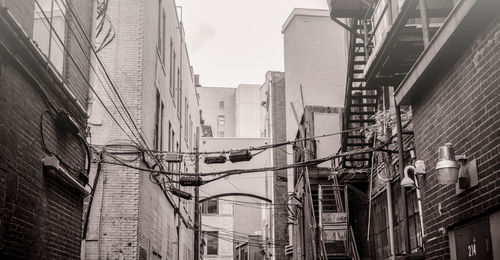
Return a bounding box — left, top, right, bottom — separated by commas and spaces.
83, 0, 200, 259
328, 0, 500, 259
394, 1, 500, 259
259, 71, 289, 259
0, 0, 93, 258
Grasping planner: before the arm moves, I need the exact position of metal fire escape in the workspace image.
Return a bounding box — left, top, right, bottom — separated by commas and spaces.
340, 17, 379, 176
318, 184, 349, 260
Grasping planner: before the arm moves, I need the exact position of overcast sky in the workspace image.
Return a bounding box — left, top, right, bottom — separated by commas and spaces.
176, 0, 329, 87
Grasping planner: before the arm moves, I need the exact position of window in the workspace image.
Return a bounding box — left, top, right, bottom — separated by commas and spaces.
217, 115, 225, 137
185, 98, 189, 140
217, 115, 225, 126
157, 1, 161, 46
157, 1, 165, 62
33, 0, 67, 74
205, 231, 218, 255
161, 11, 166, 62
189, 116, 193, 149
168, 122, 172, 151
154, 90, 164, 150
369, 182, 423, 257
177, 68, 181, 114
168, 123, 174, 170
219, 101, 224, 110
169, 40, 176, 97
201, 198, 218, 214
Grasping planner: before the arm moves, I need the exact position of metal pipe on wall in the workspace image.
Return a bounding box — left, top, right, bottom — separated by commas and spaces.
394, 101, 411, 254
386, 182, 396, 260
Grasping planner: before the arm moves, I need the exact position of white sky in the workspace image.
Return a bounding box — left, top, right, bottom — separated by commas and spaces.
176, 0, 329, 87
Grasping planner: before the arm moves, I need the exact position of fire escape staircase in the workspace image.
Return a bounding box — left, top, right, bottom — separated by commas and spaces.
316, 181, 361, 260
341, 18, 379, 175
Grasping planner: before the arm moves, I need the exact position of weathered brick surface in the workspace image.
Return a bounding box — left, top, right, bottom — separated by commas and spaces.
269, 72, 289, 259
85, 0, 198, 258
412, 13, 500, 260
0, 1, 92, 258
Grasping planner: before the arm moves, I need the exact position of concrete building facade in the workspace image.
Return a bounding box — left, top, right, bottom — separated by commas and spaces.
197, 87, 237, 138
282, 8, 348, 201
198, 84, 260, 138
0, 0, 93, 258
84, 0, 200, 259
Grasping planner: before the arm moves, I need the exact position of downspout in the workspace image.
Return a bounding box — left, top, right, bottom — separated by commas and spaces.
384, 87, 396, 260
301, 178, 307, 260
177, 16, 183, 260
394, 101, 411, 255
81, 3, 97, 258
81, 151, 101, 260
386, 181, 396, 260
86, 0, 98, 117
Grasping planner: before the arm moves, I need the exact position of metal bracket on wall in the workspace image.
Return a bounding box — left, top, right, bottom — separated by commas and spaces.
456, 158, 478, 195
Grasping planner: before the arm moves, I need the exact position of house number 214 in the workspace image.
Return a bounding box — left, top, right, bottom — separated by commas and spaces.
468, 242, 477, 257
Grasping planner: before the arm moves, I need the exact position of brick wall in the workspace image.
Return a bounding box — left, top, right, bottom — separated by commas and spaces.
85, 0, 197, 258
0, 0, 92, 258
84, 152, 141, 260
270, 72, 289, 259
412, 13, 500, 259
63, 0, 93, 108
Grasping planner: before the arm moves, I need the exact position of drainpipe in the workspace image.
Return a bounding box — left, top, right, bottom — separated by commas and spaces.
177, 14, 183, 260
386, 181, 396, 260
418, 0, 430, 47
86, 0, 98, 118
394, 101, 411, 255
81, 4, 97, 258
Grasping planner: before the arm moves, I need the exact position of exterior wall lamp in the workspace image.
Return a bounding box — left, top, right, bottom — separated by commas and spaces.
399, 143, 477, 192
435, 143, 465, 185
435, 143, 478, 193
401, 160, 426, 189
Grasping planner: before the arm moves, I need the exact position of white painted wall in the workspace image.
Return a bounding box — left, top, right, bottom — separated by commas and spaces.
235, 84, 261, 138
282, 8, 348, 191
314, 112, 342, 167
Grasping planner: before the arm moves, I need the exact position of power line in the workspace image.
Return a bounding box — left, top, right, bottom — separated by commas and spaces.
31, 0, 143, 146
154, 123, 383, 155
53, 0, 151, 151
101, 141, 390, 179
31, 0, 179, 197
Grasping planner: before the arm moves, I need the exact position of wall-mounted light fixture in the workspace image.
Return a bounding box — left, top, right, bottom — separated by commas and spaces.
435, 143, 463, 184
435, 143, 469, 185
435, 143, 478, 193
401, 160, 426, 189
